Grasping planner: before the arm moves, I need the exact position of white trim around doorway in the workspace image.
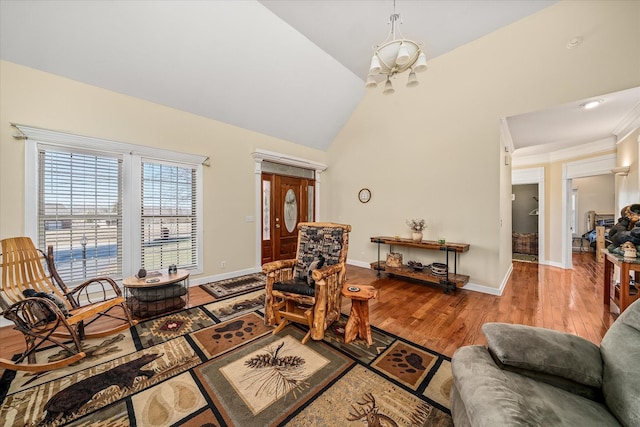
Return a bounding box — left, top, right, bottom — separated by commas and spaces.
562, 154, 616, 269
251, 149, 327, 269
512, 167, 546, 265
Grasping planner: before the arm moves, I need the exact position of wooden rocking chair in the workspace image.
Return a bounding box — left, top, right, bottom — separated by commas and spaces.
263, 222, 351, 344
0, 237, 136, 372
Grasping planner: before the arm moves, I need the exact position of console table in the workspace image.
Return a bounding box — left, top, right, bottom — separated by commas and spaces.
370, 236, 470, 293
602, 250, 640, 313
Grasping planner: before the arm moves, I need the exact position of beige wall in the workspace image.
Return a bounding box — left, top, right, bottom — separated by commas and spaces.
0, 60, 326, 280
616, 129, 640, 214
573, 175, 615, 236
326, 0, 640, 290
1, 1, 639, 292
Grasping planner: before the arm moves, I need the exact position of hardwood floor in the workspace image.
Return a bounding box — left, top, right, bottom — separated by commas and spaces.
0, 252, 617, 368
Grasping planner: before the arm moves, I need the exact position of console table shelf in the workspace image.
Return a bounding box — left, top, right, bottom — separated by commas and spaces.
370, 236, 470, 293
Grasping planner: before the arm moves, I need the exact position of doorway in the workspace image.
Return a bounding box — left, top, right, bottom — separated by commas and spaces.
261, 172, 315, 264
512, 184, 539, 263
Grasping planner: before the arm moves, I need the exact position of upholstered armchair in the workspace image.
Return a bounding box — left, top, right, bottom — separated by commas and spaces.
451, 301, 640, 426
263, 222, 351, 344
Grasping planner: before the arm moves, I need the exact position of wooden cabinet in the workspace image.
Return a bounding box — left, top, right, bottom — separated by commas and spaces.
603, 250, 640, 313
370, 236, 470, 293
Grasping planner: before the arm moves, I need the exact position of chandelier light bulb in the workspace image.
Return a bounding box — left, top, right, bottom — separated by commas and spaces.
365, 75, 378, 89
395, 42, 410, 65
414, 51, 427, 72
406, 70, 419, 88
383, 78, 394, 95
369, 54, 381, 75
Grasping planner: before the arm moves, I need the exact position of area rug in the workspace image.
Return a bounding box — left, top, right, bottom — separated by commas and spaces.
512, 252, 538, 263
0, 303, 453, 426
200, 273, 266, 298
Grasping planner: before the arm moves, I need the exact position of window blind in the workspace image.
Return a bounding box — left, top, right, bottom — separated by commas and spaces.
38, 149, 123, 283
140, 161, 198, 270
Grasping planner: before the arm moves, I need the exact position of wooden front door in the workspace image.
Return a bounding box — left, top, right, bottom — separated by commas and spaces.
261, 173, 314, 264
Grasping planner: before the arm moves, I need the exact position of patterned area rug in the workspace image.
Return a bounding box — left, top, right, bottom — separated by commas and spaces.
0, 301, 453, 426
200, 273, 266, 298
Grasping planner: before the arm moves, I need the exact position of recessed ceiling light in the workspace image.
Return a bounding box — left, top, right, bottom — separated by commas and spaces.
580, 99, 603, 110
566, 36, 583, 49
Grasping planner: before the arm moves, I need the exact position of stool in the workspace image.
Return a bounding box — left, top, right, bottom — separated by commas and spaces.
341, 284, 378, 346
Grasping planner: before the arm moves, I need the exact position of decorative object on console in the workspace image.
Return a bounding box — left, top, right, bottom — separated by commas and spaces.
406, 218, 426, 242
386, 252, 403, 268
609, 204, 640, 247
365, 0, 428, 94
620, 241, 637, 259
407, 260, 425, 271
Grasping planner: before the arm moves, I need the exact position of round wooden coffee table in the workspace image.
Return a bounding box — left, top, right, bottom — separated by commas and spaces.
123, 269, 190, 318
341, 283, 379, 346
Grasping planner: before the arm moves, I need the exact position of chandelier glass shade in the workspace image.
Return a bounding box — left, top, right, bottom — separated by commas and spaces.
366, 3, 426, 94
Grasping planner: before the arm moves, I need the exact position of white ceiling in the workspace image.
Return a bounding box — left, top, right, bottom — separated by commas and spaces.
3, 0, 637, 154
507, 86, 640, 157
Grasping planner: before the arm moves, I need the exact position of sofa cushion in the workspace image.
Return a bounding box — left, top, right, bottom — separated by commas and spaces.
600, 300, 640, 427
482, 323, 603, 392
451, 345, 621, 426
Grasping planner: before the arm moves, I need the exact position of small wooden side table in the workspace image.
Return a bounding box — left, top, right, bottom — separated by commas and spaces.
602, 250, 640, 313
341, 284, 379, 346
123, 269, 190, 318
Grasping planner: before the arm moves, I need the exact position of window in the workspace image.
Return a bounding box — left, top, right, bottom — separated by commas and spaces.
39, 149, 122, 282
21, 124, 205, 283
141, 161, 198, 270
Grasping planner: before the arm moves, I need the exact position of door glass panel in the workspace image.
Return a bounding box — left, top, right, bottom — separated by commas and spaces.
284, 189, 297, 232
263, 180, 271, 240
308, 185, 314, 222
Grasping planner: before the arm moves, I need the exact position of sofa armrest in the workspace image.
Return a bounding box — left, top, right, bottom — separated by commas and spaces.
483, 323, 603, 390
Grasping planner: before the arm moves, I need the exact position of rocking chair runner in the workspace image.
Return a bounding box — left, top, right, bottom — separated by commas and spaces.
263, 222, 351, 344
0, 237, 137, 372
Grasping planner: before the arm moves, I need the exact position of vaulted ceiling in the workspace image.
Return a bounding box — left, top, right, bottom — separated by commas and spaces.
3, 1, 636, 154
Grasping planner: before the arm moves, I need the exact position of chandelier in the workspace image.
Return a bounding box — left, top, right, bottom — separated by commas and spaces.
365, 1, 427, 94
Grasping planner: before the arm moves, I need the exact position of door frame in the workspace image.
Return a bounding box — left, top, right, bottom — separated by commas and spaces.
252, 149, 327, 268
561, 153, 616, 269
512, 167, 545, 264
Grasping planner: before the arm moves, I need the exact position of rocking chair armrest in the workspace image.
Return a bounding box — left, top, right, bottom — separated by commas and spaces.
262, 259, 297, 274
65, 277, 123, 307
4, 296, 67, 328
311, 263, 344, 282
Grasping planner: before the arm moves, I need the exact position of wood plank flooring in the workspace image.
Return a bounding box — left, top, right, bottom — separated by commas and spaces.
0, 252, 617, 368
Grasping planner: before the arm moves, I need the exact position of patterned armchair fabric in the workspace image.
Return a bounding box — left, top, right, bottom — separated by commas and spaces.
263, 222, 351, 344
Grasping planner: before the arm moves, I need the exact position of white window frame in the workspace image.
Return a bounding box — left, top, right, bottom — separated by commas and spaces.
21, 125, 205, 280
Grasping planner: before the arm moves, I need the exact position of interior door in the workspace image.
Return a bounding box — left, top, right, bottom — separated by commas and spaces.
261, 173, 314, 264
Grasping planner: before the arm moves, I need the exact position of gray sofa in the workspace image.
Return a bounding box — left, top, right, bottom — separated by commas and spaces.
451, 300, 640, 426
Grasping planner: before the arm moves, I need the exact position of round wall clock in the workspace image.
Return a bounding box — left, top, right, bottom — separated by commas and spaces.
358, 188, 371, 203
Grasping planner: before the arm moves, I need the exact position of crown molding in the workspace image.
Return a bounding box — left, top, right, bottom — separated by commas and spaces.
512, 137, 616, 167
613, 101, 640, 142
